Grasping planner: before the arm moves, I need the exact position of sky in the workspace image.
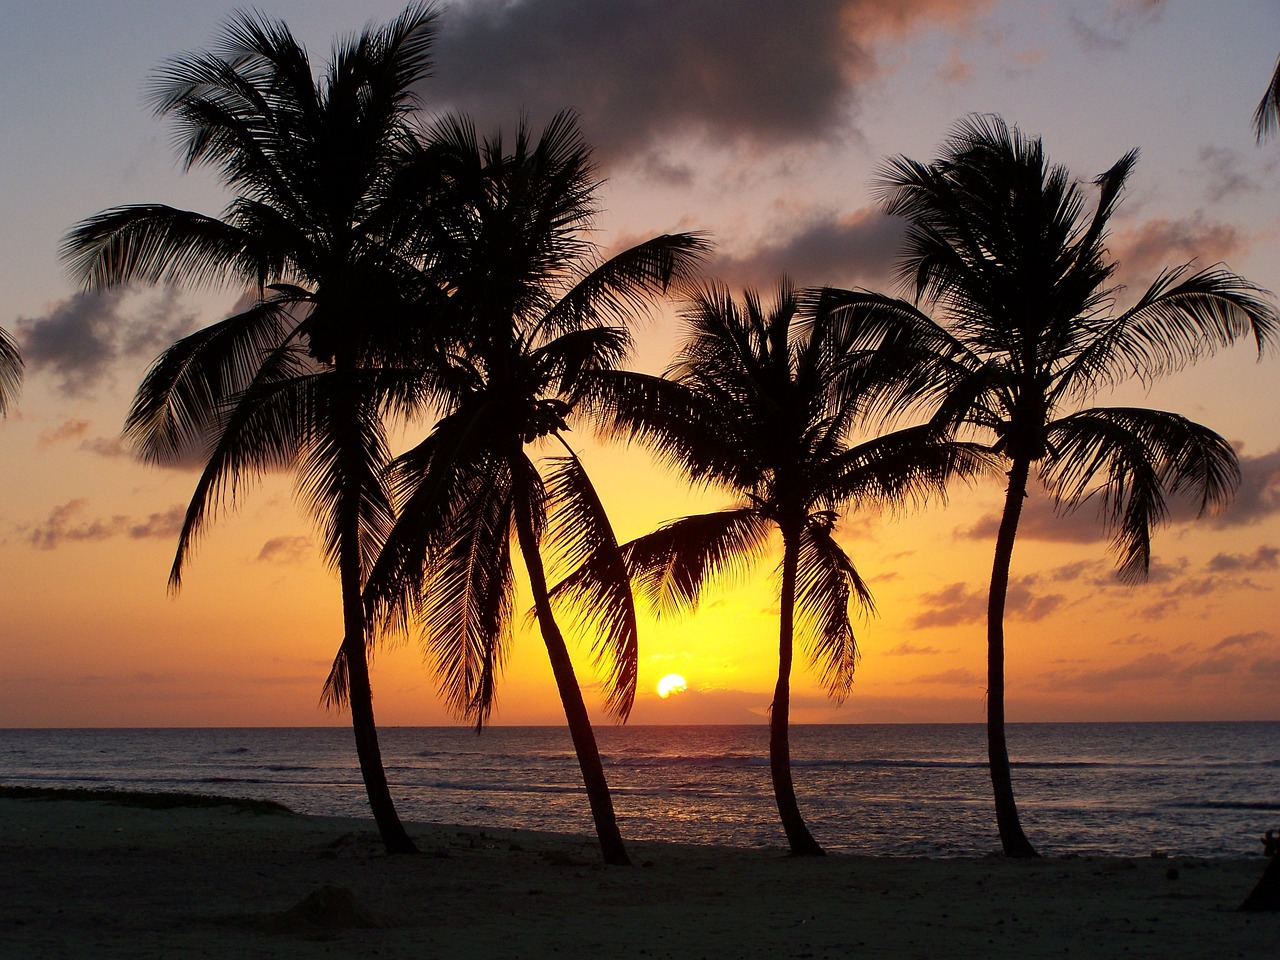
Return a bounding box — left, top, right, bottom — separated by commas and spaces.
1, 0, 1278, 728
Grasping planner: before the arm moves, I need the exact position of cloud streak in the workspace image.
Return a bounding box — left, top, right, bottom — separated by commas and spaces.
257, 536, 313, 565
1036, 627, 1280, 692
1068, 0, 1167, 52
29, 500, 185, 550
1111, 215, 1246, 286
909, 578, 1065, 629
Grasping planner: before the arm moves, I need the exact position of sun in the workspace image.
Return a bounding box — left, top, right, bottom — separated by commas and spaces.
656, 673, 688, 698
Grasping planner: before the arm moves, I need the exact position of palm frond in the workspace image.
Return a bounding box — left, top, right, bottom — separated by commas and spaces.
62, 205, 260, 290
293, 375, 398, 578
419, 464, 515, 727
543, 446, 638, 720
1253, 53, 1280, 143
124, 295, 303, 464
794, 522, 870, 702
165, 353, 316, 590
339, 1, 438, 117
825, 423, 997, 512
576, 369, 751, 489
1075, 148, 1138, 258
319, 647, 349, 710
536, 232, 712, 341
0, 325, 23, 416
1041, 407, 1239, 583
1064, 265, 1277, 393
804, 285, 975, 426
364, 400, 506, 632
618, 508, 773, 619
531, 327, 631, 400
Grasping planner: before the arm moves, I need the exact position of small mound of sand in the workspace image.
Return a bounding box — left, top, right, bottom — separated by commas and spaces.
262, 884, 381, 935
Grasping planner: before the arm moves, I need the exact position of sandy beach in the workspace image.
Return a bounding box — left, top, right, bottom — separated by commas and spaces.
1, 792, 1276, 959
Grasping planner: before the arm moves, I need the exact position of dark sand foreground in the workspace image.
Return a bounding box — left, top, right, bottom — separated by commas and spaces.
1, 793, 1276, 959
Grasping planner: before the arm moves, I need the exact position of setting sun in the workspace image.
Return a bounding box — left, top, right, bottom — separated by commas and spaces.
656, 674, 688, 698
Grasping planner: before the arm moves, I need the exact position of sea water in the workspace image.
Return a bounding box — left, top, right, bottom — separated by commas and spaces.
2, 723, 1276, 857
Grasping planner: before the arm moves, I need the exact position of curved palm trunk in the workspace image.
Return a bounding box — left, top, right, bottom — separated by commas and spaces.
986, 457, 1038, 858
335, 405, 416, 855
513, 473, 630, 866
339, 567, 417, 854
771, 529, 824, 856
1239, 831, 1280, 911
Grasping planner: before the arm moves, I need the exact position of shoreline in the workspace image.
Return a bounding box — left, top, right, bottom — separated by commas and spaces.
2, 792, 1276, 958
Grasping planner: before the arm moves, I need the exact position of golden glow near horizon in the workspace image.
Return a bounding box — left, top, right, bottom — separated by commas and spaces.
656, 674, 689, 699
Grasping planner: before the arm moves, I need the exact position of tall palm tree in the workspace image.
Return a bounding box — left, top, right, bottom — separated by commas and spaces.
572, 281, 989, 855
1253, 52, 1280, 142
359, 112, 709, 866
874, 115, 1277, 857
60, 3, 446, 854
0, 326, 20, 416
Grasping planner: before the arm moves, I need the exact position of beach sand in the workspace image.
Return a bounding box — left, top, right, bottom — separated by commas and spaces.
1, 794, 1275, 959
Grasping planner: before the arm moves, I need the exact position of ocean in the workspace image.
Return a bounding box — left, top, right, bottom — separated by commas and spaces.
2, 723, 1276, 858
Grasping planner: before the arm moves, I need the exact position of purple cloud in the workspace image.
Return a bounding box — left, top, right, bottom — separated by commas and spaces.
1211, 631, 1272, 652
909, 578, 1065, 628
427, 0, 991, 167
29, 500, 184, 550
709, 210, 906, 291
14, 288, 197, 397
1206, 546, 1279, 572
257, 536, 313, 564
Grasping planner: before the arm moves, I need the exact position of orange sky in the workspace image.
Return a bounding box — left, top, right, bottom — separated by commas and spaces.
1, 0, 1278, 727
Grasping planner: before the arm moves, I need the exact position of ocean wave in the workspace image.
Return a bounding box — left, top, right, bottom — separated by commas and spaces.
6, 724, 1277, 859
609, 753, 763, 769
403, 778, 585, 796
1168, 800, 1280, 812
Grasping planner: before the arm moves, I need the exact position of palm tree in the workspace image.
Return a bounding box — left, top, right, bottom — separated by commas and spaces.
60, 3, 446, 854
1239, 829, 1280, 911
0, 326, 20, 416
572, 281, 989, 855
359, 112, 709, 866
874, 115, 1277, 857
1253, 52, 1280, 142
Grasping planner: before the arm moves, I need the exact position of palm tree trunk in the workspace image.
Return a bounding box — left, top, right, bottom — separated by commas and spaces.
771, 529, 824, 856
1239, 832, 1280, 910
987, 456, 1038, 858
336, 425, 417, 855
512, 471, 630, 866
1239, 855, 1280, 910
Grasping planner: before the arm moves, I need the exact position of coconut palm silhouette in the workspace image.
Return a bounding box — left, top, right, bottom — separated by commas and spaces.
359, 112, 708, 866
570, 280, 987, 854
62, 4, 447, 854
872, 115, 1277, 856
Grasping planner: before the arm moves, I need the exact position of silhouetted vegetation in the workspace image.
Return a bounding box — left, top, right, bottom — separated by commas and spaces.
1253, 53, 1280, 142
1239, 828, 1280, 911
62, 2, 447, 855
53, 2, 1278, 867
355, 112, 708, 866
0, 785, 292, 814
569, 281, 989, 855
871, 115, 1277, 856
0, 325, 20, 416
